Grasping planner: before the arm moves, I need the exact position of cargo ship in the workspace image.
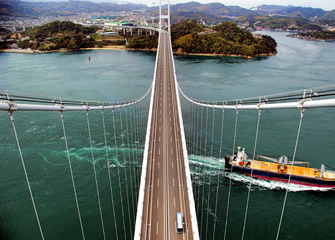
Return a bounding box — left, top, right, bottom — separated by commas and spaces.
224, 147, 335, 188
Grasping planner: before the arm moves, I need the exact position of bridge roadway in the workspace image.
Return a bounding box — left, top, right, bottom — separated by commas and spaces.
140, 31, 194, 239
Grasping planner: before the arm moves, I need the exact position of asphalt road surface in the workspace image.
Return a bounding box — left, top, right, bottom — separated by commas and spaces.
140, 31, 194, 240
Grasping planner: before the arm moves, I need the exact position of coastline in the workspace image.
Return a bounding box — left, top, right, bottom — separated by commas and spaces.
0, 45, 128, 54
1, 46, 275, 58
287, 35, 335, 42
174, 51, 276, 59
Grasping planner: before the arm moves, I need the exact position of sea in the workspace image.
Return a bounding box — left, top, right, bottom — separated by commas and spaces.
1, 31, 335, 240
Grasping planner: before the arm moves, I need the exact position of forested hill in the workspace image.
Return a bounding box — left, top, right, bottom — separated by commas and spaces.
171, 20, 277, 58
19, 21, 98, 51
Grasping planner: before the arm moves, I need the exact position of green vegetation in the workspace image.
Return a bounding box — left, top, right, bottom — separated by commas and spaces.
171, 20, 277, 57
171, 19, 204, 41
288, 31, 335, 41
236, 16, 322, 31
126, 35, 158, 49
19, 21, 98, 51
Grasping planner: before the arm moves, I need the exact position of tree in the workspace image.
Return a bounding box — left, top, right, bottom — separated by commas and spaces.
67, 37, 78, 50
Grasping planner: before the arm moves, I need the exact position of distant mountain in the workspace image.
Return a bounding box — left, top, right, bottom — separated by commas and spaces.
253, 5, 294, 13
169, 2, 257, 17
0, 0, 147, 17
254, 4, 326, 18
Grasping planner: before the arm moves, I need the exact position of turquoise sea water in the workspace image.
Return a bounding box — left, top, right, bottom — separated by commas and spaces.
1, 31, 335, 239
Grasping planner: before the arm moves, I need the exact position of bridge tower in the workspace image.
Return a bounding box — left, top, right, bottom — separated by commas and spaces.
159, 0, 171, 33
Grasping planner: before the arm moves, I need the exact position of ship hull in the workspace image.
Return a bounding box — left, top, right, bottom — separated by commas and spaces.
226, 163, 335, 188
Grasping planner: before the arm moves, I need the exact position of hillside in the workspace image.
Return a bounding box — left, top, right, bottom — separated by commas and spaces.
18, 21, 98, 50
288, 31, 335, 41
0, 0, 147, 16
169, 2, 257, 17
255, 5, 326, 18
171, 20, 277, 58
236, 15, 322, 31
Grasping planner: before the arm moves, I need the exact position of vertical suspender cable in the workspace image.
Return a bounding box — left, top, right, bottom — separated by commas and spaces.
133, 103, 140, 191
200, 106, 209, 238
125, 106, 136, 224
101, 110, 119, 240
224, 109, 239, 240
112, 108, 127, 240
60, 112, 85, 240
194, 104, 200, 205
129, 104, 139, 204
213, 107, 225, 240
205, 104, 216, 239
9, 112, 45, 240
86, 111, 106, 240
192, 103, 198, 194
241, 110, 261, 240
197, 106, 204, 216
119, 108, 133, 239
276, 109, 305, 240
135, 103, 142, 193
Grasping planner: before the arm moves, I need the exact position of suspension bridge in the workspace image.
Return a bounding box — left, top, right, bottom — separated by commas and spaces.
1, 1, 335, 240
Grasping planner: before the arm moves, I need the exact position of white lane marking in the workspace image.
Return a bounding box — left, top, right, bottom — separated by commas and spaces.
172, 161, 174, 169
159, 137, 160, 142
158, 148, 160, 155
156, 222, 159, 234
158, 162, 160, 169
173, 178, 175, 186
174, 197, 176, 208
158, 178, 160, 187
157, 197, 159, 208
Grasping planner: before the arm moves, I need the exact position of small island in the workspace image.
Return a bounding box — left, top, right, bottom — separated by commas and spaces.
287, 31, 335, 41
170, 20, 277, 58
127, 20, 277, 58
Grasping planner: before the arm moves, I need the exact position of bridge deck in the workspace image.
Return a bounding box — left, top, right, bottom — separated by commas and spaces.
140, 31, 194, 239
